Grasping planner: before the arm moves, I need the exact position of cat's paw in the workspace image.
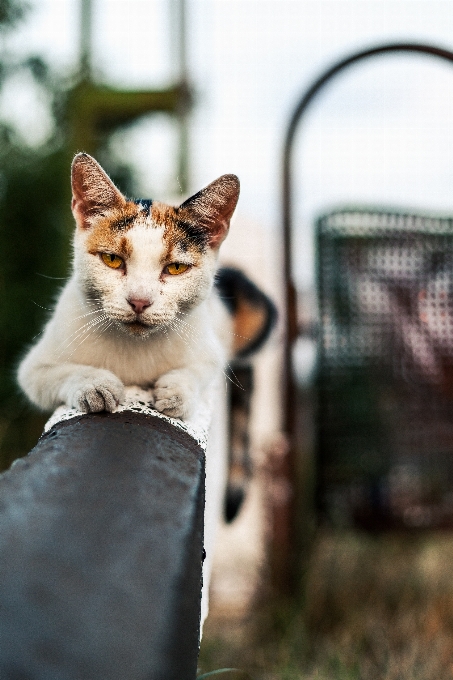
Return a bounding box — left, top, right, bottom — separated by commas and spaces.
153, 371, 196, 420
64, 369, 125, 413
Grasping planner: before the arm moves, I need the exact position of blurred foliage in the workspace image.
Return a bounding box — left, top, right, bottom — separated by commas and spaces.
0, 1, 141, 468
0, 0, 27, 31
0, 0, 74, 467
0, 144, 70, 468
0, 1, 165, 468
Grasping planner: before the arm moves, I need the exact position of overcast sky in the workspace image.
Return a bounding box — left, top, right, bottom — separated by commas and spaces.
3, 0, 453, 286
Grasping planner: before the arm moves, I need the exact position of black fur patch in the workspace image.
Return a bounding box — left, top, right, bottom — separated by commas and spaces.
176, 219, 209, 251
111, 215, 137, 231
133, 199, 153, 216
215, 267, 278, 357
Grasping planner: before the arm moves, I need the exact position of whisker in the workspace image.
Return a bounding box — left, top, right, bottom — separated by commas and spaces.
54, 314, 108, 359
68, 308, 105, 323
57, 314, 106, 347
31, 300, 54, 312
223, 363, 245, 391
36, 273, 67, 280
170, 315, 246, 391
63, 317, 111, 361
30, 329, 44, 342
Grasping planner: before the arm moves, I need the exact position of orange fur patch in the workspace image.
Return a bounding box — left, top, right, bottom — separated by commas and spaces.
151, 201, 207, 261
86, 201, 139, 256
151, 201, 178, 229
232, 298, 268, 355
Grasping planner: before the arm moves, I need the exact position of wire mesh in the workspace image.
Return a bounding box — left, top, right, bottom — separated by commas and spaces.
316, 208, 453, 530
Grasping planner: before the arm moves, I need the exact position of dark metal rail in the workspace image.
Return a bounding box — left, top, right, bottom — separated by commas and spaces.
0, 411, 205, 680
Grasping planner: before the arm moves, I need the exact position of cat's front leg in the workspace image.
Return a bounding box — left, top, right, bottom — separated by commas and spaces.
153, 369, 202, 420
18, 357, 125, 414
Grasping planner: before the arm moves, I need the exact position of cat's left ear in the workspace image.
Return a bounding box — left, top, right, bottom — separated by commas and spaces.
71, 153, 127, 229
178, 174, 240, 249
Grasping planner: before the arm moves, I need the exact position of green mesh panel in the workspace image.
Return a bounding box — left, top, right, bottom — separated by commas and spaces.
317, 208, 453, 529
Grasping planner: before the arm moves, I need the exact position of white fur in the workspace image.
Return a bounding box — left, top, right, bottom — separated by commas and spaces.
18, 218, 232, 420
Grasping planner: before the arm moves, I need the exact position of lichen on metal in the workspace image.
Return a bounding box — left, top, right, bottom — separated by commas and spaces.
44, 385, 212, 451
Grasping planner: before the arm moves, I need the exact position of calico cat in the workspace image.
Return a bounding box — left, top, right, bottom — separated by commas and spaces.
18, 153, 240, 420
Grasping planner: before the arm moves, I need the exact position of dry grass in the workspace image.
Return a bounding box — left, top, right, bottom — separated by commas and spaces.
199, 530, 453, 679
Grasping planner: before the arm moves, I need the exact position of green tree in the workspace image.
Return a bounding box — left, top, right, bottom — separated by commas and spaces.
0, 0, 25, 30
0, 0, 184, 467
0, 0, 70, 467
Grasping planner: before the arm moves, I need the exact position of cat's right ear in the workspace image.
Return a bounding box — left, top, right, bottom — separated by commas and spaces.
178, 174, 240, 249
71, 153, 126, 229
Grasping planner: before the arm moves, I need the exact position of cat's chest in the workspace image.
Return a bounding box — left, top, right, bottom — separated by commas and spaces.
70, 330, 189, 386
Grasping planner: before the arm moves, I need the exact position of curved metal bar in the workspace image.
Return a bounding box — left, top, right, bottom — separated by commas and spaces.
276, 42, 453, 596
283, 43, 453, 424
283, 43, 453, 309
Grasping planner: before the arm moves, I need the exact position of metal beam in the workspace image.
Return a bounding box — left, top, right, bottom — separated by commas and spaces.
0, 411, 205, 680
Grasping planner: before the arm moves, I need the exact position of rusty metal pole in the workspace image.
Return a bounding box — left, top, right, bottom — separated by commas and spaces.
80, 0, 93, 79
176, 0, 190, 193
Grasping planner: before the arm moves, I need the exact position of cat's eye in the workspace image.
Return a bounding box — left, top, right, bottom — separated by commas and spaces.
101, 253, 124, 269
165, 262, 190, 276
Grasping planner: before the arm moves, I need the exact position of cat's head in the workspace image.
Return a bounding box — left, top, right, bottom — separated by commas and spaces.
71, 153, 239, 338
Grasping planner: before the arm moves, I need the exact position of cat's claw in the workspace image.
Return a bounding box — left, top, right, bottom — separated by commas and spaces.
65, 370, 125, 413
75, 386, 118, 413
153, 373, 194, 420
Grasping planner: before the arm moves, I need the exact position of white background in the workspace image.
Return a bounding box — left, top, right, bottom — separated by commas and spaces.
3, 0, 453, 287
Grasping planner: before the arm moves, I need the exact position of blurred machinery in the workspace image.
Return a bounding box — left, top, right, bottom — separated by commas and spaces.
278, 43, 453, 597
317, 208, 453, 530
71, 0, 191, 191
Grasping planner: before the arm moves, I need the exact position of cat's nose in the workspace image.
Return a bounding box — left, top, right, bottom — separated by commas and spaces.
127, 298, 151, 314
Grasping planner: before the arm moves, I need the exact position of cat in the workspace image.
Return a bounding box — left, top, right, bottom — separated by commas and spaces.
17, 152, 240, 421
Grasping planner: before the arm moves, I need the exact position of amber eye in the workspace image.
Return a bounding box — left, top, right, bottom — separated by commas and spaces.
101, 253, 124, 269
165, 262, 189, 276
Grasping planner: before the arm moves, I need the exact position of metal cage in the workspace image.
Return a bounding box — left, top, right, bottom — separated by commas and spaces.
317, 208, 453, 529
280, 44, 453, 554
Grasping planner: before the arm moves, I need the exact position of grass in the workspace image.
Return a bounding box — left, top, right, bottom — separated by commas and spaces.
197, 670, 247, 679
199, 529, 453, 679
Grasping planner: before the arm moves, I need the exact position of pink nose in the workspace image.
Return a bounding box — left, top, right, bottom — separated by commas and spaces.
127, 298, 151, 315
